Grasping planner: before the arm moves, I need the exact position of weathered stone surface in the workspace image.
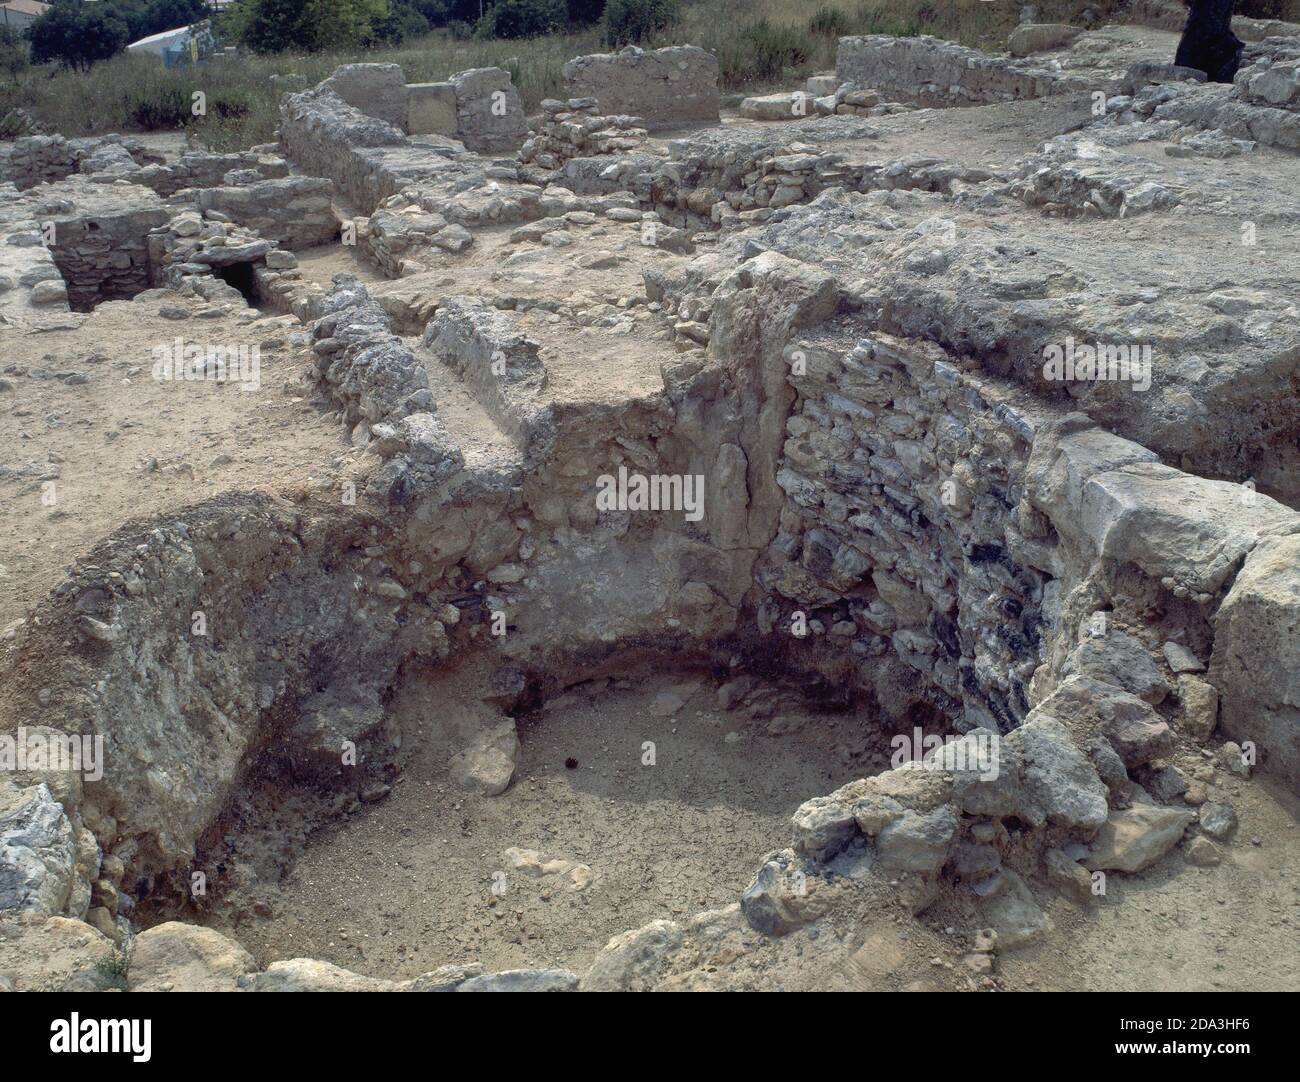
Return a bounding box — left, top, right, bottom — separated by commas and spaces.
0, 914, 114, 992
320, 63, 410, 132
254, 958, 402, 992
457, 968, 579, 992
562, 45, 719, 130
0, 783, 76, 916
1210, 533, 1300, 783
1009, 23, 1083, 58
876, 804, 957, 876
1062, 629, 1169, 705
581, 919, 683, 990
975, 869, 1048, 949
450, 718, 519, 796
450, 68, 528, 154
407, 81, 457, 137
191, 176, 337, 249
837, 34, 1071, 107
128, 922, 256, 992
1086, 806, 1195, 872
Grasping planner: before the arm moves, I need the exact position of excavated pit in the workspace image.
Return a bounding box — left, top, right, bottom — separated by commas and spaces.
134, 654, 902, 977
3, 20, 1300, 994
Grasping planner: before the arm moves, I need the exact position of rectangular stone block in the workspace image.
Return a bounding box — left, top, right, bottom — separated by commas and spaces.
407, 82, 458, 137
562, 45, 720, 130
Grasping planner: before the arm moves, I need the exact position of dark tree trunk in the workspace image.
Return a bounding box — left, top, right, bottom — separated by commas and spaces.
1175, 0, 1244, 83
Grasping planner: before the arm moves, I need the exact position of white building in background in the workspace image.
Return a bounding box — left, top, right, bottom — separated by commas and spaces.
127, 21, 217, 66
0, 0, 50, 34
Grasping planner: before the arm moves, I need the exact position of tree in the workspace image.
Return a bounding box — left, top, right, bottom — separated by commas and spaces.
566, 0, 606, 27
136, 0, 214, 39
475, 0, 565, 39
0, 26, 29, 85
368, 0, 432, 44
29, 0, 131, 71
225, 0, 390, 53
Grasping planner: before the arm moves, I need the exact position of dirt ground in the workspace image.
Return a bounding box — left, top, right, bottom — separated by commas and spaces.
0, 291, 352, 630
209, 658, 878, 978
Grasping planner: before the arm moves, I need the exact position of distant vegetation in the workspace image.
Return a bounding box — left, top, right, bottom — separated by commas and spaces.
2, 0, 1298, 149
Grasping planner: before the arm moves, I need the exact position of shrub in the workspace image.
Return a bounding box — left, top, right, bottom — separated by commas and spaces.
129, 85, 191, 128
475, 0, 566, 39
808, 5, 848, 37
368, 0, 432, 43
0, 26, 28, 85
601, 0, 679, 47
716, 18, 810, 84
228, 0, 390, 54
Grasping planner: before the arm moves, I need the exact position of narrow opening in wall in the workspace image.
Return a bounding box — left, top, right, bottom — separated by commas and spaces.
212, 261, 262, 306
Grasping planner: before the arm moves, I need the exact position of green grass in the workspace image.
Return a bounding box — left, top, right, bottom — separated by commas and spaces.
2, 0, 1295, 152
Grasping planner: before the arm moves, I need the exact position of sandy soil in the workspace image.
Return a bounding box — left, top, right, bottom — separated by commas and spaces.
0, 291, 351, 630
202, 658, 881, 978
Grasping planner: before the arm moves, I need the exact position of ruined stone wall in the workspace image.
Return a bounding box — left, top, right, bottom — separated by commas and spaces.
561, 45, 720, 130
133, 150, 290, 198
187, 176, 337, 249
558, 117, 994, 233
320, 62, 410, 132
278, 87, 410, 210
520, 99, 648, 171
836, 34, 1072, 106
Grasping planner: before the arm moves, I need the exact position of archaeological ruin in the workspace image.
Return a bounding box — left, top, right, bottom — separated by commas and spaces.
1, 7, 1298, 998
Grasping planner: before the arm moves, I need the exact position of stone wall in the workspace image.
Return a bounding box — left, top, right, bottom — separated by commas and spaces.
408, 81, 457, 137
187, 175, 338, 249
562, 45, 720, 130
133, 150, 290, 197
836, 34, 1073, 106
520, 98, 647, 171
320, 63, 410, 132
448, 67, 528, 154
278, 87, 412, 209
0, 134, 163, 191
14, 178, 171, 311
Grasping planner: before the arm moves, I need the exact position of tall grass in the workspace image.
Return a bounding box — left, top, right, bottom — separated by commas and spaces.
3, 0, 1294, 151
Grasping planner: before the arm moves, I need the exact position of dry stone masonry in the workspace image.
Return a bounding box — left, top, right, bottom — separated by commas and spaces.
2, 15, 1299, 994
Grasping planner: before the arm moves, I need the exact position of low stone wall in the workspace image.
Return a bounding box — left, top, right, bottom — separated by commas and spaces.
187, 175, 337, 249
21, 178, 171, 311
561, 45, 720, 130
278, 87, 411, 209
836, 34, 1071, 106
559, 117, 995, 232
0, 134, 163, 191
320, 62, 410, 132
133, 151, 289, 197
520, 98, 648, 170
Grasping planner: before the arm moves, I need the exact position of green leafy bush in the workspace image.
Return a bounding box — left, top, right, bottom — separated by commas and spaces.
601, 0, 679, 47
475, 0, 566, 39
30, 0, 131, 70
